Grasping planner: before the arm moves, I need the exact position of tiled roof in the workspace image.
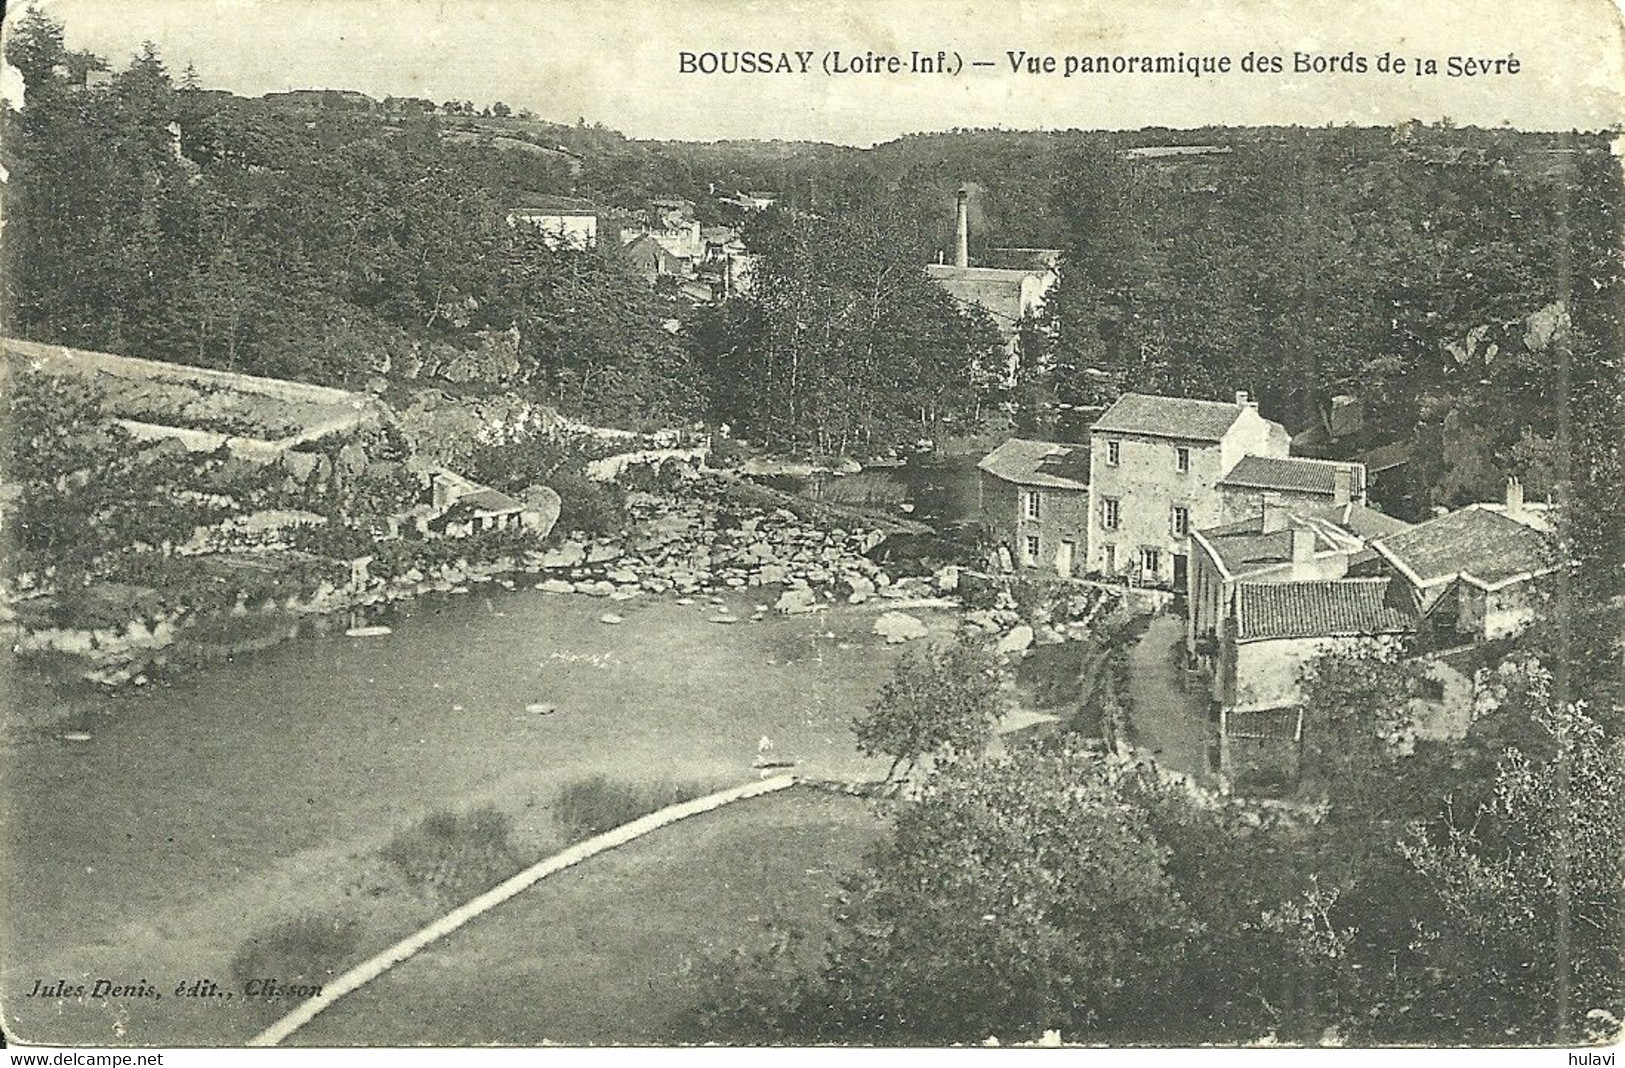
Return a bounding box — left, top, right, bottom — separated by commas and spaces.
1300, 501, 1413, 541
977, 438, 1090, 491
1195, 502, 1408, 579
1358, 440, 1413, 473
1090, 392, 1247, 442
1233, 578, 1414, 641
1219, 455, 1364, 496
454, 487, 525, 514
1372, 505, 1555, 589
1225, 706, 1302, 740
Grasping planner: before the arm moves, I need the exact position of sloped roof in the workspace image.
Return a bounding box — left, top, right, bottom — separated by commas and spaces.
1358, 440, 1413, 473
1371, 505, 1555, 590
1197, 515, 1338, 578
1225, 706, 1302, 740
1299, 500, 1413, 541
977, 438, 1090, 491
1234, 578, 1414, 642
1219, 455, 1363, 496
924, 264, 1044, 339
1196, 501, 1408, 580
1091, 392, 1248, 442
454, 487, 525, 514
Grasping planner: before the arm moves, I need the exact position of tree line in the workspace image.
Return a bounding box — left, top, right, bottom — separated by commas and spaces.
695, 622, 1623, 1046
0, 11, 698, 429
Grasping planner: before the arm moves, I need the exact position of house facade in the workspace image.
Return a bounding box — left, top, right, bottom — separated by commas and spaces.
508, 197, 599, 250
1185, 500, 1408, 673
1355, 480, 1557, 644
1087, 391, 1289, 587
975, 438, 1090, 577
1216, 455, 1366, 524
1216, 578, 1415, 714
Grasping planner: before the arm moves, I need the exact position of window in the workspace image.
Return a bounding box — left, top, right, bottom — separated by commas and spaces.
1102, 544, 1116, 573
1024, 490, 1042, 521
1101, 497, 1120, 530
1023, 535, 1041, 566
1141, 547, 1162, 574
1171, 505, 1190, 537
1106, 440, 1121, 466
1176, 447, 1190, 472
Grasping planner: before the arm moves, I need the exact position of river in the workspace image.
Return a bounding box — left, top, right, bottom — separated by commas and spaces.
1, 583, 921, 1044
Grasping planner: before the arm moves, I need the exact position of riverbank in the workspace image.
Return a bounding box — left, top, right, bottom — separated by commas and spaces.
2, 463, 940, 712
0, 585, 928, 1046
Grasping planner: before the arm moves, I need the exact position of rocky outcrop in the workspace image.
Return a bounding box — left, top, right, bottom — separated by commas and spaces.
525, 475, 903, 601
873, 611, 929, 643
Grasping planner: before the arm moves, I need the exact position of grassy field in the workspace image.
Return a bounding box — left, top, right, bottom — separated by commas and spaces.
294, 786, 888, 1046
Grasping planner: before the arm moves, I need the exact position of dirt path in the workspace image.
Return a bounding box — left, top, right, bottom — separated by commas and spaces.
1122, 613, 1214, 784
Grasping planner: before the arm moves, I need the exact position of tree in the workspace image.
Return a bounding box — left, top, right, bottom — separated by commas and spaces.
697, 206, 1001, 454
805, 749, 1199, 1043
4, 7, 67, 90
1296, 639, 1426, 788
852, 637, 1004, 780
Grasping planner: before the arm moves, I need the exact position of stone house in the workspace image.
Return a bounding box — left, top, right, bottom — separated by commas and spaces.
1186, 500, 1412, 678
1086, 391, 1290, 587
1217, 577, 1415, 714
1355, 480, 1557, 645
507, 195, 600, 250
1216, 455, 1366, 524
975, 438, 1090, 577
924, 189, 1056, 383
619, 232, 689, 284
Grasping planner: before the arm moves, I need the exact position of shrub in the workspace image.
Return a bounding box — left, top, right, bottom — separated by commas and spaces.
709, 437, 750, 469
231, 913, 360, 994
552, 775, 713, 842
549, 469, 627, 539
812, 471, 908, 509
381, 805, 520, 905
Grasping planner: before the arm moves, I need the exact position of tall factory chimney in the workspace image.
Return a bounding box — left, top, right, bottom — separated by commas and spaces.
954, 187, 970, 268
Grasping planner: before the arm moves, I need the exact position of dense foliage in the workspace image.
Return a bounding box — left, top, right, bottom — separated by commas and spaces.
702, 627, 1624, 1045
852, 637, 1005, 780
693, 206, 1004, 454
1, 12, 697, 428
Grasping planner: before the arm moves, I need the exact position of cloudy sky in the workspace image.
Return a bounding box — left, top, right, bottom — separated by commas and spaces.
4, 0, 1622, 144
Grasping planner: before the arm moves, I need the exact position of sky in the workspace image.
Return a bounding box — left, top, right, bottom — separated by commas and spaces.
2, 0, 1622, 144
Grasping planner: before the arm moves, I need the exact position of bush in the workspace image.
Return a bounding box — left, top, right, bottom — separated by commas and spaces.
812, 471, 907, 509
549, 469, 627, 539
709, 437, 750, 469
381, 806, 520, 905
552, 775, 713, 842
231, 913, 360, 993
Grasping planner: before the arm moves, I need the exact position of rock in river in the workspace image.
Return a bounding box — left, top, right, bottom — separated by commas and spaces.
775, 587, 818, 615
873, 611, 929, 644
996, 624, 1035, 655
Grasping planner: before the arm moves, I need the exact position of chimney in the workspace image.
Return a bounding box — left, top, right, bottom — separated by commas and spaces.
954, 187, 970, 268
1332, 466, 1353, 506
1235, 390, 1256, 409
1290, 526, 1315, 565
1505, 476, 1525, 519
1261, 498, 1291, 533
